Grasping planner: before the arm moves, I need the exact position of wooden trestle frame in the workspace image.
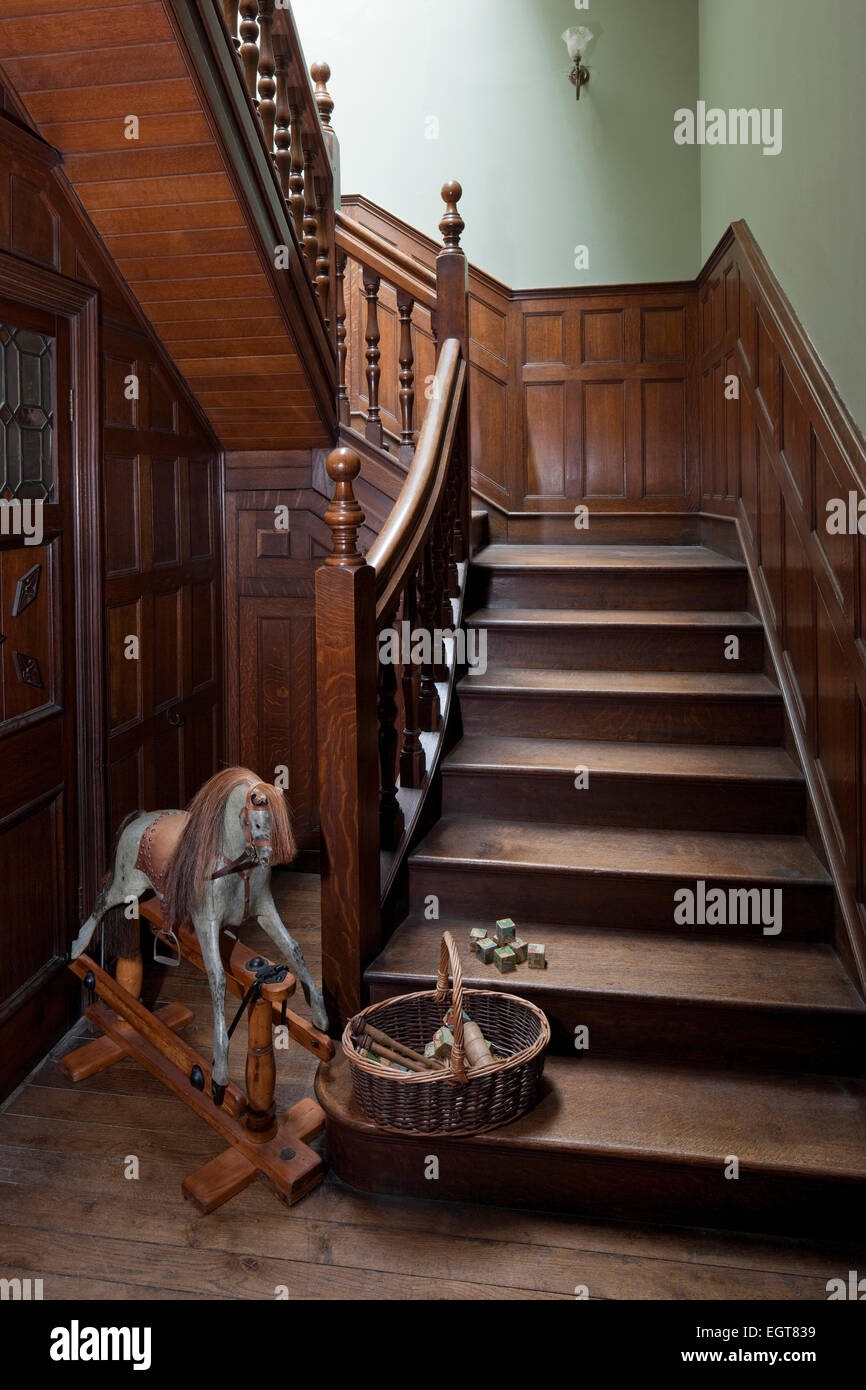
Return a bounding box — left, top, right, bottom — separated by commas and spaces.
60, 898, 335, 1213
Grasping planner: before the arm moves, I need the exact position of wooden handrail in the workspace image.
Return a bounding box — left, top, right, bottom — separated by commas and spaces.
335, 213, 437, 309
368, 339, 464, 620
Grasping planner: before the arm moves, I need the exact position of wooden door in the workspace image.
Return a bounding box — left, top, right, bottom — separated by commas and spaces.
0, 295, 78, 1093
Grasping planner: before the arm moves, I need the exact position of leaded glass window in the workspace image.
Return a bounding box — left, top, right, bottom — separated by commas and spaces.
0, 323, 55, 502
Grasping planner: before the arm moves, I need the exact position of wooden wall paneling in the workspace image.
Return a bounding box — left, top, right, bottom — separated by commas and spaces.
698, 222, 866, 993
224, 484, 326, 853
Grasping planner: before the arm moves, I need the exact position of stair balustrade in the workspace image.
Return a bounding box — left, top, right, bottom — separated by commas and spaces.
333, 212, 439, 463
316, 185, 471, 1023
215, 0, 335, 329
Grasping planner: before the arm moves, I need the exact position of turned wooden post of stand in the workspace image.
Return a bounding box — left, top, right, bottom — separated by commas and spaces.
315, 448, 380, 1024
245, 991, 277, 1137
436, 180, 472, 563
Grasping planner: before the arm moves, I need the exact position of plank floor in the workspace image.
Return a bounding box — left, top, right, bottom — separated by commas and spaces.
1, 872, 864, 1301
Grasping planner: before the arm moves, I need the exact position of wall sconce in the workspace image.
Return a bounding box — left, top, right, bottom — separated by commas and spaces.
562, 25, 595, 100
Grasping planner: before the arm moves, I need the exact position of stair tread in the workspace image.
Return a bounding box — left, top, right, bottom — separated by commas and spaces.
468, 606, 761, 628
443, 736, 803, 782
460, 667, 780, 697
411, 816, 831, 883
318, 1052, 866, 1178
474, 544, 744, 570
367, 916, 864, 1013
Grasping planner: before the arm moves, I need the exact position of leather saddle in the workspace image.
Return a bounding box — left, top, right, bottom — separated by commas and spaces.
135, 811, 188, 900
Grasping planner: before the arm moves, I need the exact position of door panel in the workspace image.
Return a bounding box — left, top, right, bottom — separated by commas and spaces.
0, 294, 77, 1093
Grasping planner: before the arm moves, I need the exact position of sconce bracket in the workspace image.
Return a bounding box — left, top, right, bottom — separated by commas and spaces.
569, 63, 590, 100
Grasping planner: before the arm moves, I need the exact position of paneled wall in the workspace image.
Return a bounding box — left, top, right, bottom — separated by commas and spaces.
341, 198, 699, 512
224, 452, 330, 853
0, 89, 221, 1097
699, 223, 866, 985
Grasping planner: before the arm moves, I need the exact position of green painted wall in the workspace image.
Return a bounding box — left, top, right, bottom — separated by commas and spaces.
292, 0, 864, 428
293, 0, 700, 288
699, 0, 866, 431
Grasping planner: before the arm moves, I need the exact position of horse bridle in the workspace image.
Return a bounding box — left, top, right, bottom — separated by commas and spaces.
210, 783, 274, 920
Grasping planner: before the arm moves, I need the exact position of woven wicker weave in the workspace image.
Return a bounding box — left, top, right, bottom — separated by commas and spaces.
342, 930, 550, 1135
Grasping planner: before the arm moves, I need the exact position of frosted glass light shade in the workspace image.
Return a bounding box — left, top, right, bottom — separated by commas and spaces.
562, 25, 594, 62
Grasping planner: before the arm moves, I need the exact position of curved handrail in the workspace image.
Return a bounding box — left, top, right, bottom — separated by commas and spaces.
368, 338, 464, 621
336, 212, 437, 309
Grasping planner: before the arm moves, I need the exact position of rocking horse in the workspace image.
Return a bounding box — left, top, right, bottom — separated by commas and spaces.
62, 767, 334, 1212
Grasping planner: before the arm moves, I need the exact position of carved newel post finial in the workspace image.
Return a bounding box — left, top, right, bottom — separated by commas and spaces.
439, 180, 464, 253
324, 447, 365, 567
311, 61, 334, 129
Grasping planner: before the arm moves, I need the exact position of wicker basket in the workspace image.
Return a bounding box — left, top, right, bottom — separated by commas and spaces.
342, 931, 550, 1135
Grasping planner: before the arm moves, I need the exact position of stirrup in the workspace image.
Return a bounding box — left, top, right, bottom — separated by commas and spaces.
153, 927, 180, 968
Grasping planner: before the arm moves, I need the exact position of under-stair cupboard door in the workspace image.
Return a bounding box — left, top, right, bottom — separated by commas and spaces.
0, 294, 78, 1096
104, 345, 222, 832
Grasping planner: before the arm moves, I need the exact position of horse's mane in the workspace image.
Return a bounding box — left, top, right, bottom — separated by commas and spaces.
161, 766, 296, 929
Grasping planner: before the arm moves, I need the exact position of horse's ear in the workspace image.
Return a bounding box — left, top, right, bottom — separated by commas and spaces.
267, 785, 297, 865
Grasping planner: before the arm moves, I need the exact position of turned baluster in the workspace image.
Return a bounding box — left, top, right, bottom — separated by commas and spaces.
302, 143, 319, 281
221, 0, 240, 46
434, 508, 453, 635
443, 461, 460, 598
416, 540, 442, 728
314, 172, 331, 322
396, 290, 416, 464
399, 575, 426, 788
335, 248, 349, 424
256, 0, 276, 150
362, 265, 383, 447
288, 100, 306, 242
311, 61, 334, 152
273, 54, 291, 198
238, 0, 260, 103
377, 608, 405, 851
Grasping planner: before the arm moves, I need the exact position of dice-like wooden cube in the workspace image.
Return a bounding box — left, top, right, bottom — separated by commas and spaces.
476, 937, 497, 964
511, 937, 528, 964
469, 927, 488, 953
494, 946, 516, 973
495, 918, 517, 943
527, 943, 546, 969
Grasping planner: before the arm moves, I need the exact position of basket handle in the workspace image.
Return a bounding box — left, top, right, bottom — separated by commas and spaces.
432, 930, 467, 1084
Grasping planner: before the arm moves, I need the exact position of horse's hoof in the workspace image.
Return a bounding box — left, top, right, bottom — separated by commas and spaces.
212, 1081, 226, 1108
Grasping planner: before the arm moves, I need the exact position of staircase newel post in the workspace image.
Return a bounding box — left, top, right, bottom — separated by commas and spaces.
436, 180, 472, 564
315, 447, 380, 1025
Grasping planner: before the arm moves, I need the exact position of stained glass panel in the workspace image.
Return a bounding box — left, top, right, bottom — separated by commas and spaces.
0, 323, 55, 502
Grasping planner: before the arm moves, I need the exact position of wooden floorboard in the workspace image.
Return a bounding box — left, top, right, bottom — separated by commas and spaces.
1, 871, 864, 1301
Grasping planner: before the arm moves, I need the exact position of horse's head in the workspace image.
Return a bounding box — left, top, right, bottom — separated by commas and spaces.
242, 783, 277, 865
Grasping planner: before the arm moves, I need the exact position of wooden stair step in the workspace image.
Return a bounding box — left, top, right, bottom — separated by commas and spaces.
466, 607, 764, 670
442, 736, 805, 832
502, 512, 702, 546
474, 544, 745, 570
469, 545, 748, 611
316, 1052, 866, 1235
366, 916, 865, 1072
458, 667, 783, 743
408, 816, 833, 937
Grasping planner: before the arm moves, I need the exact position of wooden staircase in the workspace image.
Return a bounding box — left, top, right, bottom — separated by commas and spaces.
319, 515, 866, 1235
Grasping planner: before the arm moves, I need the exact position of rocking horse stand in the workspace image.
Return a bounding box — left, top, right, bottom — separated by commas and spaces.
60, 898, 334, 1214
